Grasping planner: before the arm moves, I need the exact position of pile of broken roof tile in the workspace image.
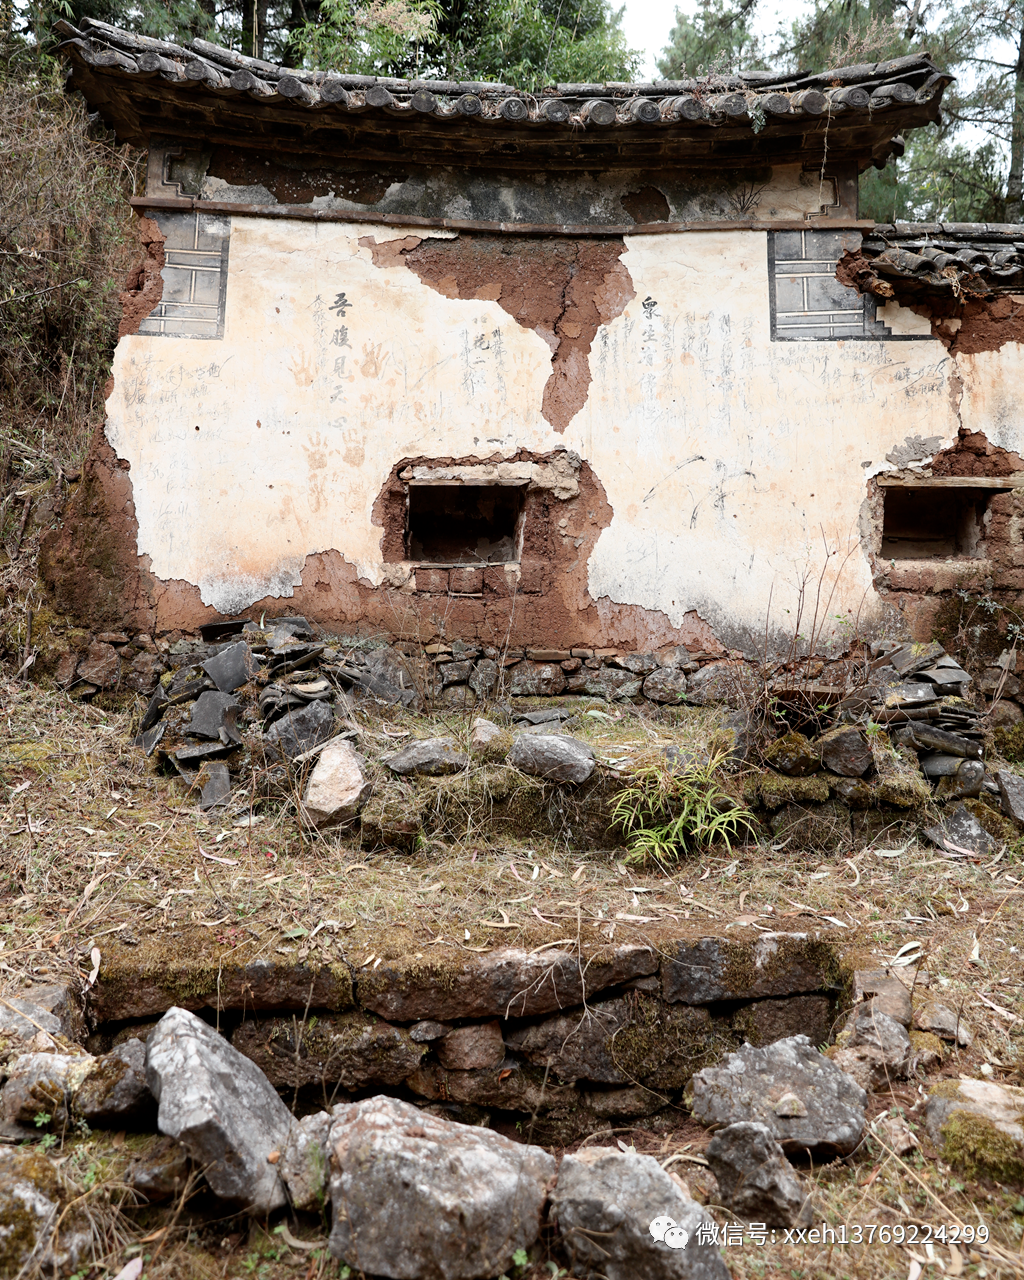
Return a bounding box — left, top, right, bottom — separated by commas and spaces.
858, 225, 1024, 296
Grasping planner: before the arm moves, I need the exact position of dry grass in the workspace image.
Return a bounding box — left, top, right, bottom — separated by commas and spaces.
0, 677, 1022, 1279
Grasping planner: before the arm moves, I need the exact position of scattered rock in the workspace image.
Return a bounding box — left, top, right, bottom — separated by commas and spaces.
643, 668, 688, 703
832, 1005, 911, 1092
469, 658, 499, 699
468, 717, 511, 762
996, 769, 1024, 823
1, 1052, 93, 1127
301, 740, 370, 827
925, 1078, 1024, 1182
764, 732, 819, 778
75, 1038, 154, 1126
924, 805, 998, 856
690, 1036, 867, 1157
581, 667, 643, 700
145, 1006, 292, 1213
264, 699, 336, 761
439, 659, 473, 686
0, 1147, 92, 1275
913, 1000, 972, 1046
3, 983, 85, 1044
509, 661, 567, 697
326, 1096, 555, 1279
686, 659, 759, 708
552, 1146, 728, 1280
437, 1021, 506, 1071
186, 691, 241, 743
280, 1109, 334, 1212
232, 1012, 424, 1089
0, 995, 61, 1041
76, 640, 120, 688
127, 1135, 191, 1202
385, 736, 470, 776
508, 733, 595, 783
854, 969, 915, 1013
615, 652, 660, 675
705, 1122, 813, 1228
818, 726, 872, 777
988, 700, 1023, 729
409, 1020, 452, 1043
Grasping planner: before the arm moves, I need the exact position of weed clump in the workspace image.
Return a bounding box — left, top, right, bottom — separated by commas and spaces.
610, 748, 758, 864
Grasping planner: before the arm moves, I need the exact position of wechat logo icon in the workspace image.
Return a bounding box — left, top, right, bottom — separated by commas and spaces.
649, 1217, 689, 1249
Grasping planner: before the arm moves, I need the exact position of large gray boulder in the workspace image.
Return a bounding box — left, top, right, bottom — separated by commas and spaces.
509, 733, 595, 784
385, 737, 469, 777
832, 1005, 911, 1093
689, 1035, 867, 1157
145, 1006, 292, 1213
326, 1095, 555, 1279
704, 1122, 813, 1227
551, 1146, 728, 1279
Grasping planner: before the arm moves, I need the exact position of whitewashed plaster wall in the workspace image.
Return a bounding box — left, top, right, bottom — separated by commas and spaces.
106, 217, 1020, 645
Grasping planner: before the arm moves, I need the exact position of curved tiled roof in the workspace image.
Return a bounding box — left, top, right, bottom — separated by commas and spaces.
58, 17, 951, 169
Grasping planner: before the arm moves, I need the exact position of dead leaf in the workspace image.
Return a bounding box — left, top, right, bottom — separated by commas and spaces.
84, 947, 100, 989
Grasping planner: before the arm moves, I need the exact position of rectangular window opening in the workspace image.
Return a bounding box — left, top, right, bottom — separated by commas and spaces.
881, 486, 993, 560
406, 483, 525, 565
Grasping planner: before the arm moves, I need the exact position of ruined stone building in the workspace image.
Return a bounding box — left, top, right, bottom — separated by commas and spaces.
45, 19, 1024, 653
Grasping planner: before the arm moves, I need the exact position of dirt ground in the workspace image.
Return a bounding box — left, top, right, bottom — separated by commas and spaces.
1, 676, 1022, 1280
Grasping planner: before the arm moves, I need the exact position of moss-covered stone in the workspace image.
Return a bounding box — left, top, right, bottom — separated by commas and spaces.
421, 764, 549, 840
963, 797, 1018, 845
994, 722, 1024, 765
763, 732, 819, 777
871, 737, 932, 807
908, 1029, 944, 1071
940, 1111, 1024, 1183
88, 927, 354, 1021
758, 770, 830, 809
469, 728, 514, 765
768, 800, 852, 851
360, 780, 425, 851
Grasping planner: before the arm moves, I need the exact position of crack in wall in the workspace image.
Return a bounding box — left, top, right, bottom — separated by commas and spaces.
360, 233, 635, 432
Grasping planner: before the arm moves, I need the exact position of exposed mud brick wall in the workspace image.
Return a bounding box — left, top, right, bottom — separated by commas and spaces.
38, 426, 156, 632
117, 216, 165, 340
394, 234, 635, 432
870, 429, 1024, 642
